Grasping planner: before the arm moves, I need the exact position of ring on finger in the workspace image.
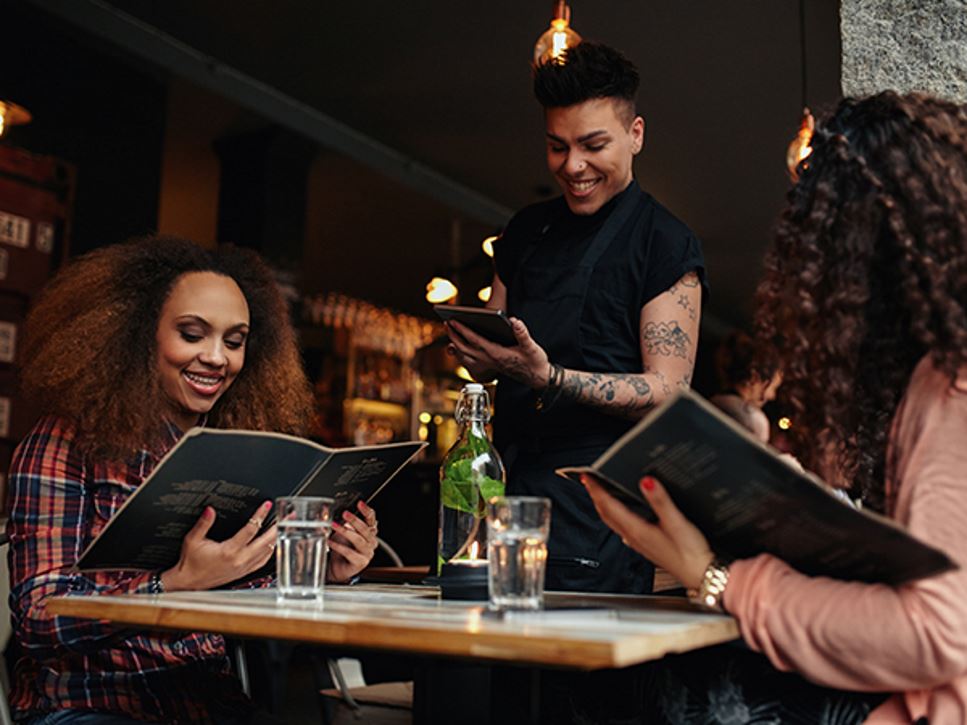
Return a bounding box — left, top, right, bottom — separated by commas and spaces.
248, 517, 262, 527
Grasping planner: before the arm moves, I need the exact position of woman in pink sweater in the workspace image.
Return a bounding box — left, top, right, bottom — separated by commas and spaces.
586, 92, 967, 724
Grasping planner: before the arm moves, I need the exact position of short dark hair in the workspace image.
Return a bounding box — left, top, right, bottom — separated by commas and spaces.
533, 41, 639, 121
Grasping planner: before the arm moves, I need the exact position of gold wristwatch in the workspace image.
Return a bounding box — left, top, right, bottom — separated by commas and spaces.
689, 557, 730, 611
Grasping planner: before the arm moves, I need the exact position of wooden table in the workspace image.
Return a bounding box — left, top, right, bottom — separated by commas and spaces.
49, 584, 736, 670
49, 584, 738, 723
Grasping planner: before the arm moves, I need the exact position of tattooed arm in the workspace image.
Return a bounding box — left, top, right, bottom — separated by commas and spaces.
554, 271, 701, 418
444, 271, 701, 419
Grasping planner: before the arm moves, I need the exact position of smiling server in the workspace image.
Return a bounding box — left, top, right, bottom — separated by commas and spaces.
449, 43, 707, 595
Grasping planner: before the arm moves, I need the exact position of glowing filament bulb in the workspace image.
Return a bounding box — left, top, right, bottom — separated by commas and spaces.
786, 108, 815, 181
533, 2, 581, 65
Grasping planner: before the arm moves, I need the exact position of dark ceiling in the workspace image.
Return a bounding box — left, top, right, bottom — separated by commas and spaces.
15, 0, 843, 326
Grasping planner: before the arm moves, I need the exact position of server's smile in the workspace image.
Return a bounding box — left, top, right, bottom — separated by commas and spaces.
545, 97, 644, 215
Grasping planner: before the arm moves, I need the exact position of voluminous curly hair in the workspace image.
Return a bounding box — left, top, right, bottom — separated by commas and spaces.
21, 235, 313, 462
755, 92, 967, 512
714, 330, 779, 393
533, 41, 639, 123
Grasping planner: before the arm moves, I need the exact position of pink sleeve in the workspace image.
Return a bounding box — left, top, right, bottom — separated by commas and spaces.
723, 373, 967, 692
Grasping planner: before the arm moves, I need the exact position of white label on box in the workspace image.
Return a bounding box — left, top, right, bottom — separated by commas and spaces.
0, 321, 16, 364
36, 222, 54, 254
0, 211, 30, 248
0, 249, 7, 280
0, 397, 9, 438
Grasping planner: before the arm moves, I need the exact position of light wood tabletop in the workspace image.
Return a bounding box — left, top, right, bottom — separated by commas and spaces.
48, 584, 737, 670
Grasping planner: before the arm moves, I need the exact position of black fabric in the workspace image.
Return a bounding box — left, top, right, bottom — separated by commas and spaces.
490, 181, 704, 594
507, 444, 653, 594
540, 644, 889, 725
492, 180, 706, 451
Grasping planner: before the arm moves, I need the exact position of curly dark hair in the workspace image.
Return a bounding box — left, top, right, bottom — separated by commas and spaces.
21, 235, 313, 461
533, 41, 639, 123
754, 92, 967, 512
714, 330, 779, 393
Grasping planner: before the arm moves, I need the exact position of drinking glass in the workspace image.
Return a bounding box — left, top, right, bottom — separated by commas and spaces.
275, 496, 333, 602
486, 496, 551, 610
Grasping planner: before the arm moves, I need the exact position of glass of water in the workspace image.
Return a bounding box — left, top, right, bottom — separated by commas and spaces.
275, 496, 334, 603
486, 496, 551, 611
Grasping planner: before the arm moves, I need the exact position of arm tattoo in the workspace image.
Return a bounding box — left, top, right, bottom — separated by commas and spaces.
558, 370, 655, 418
676, 292, 698, 321
665, 270, 700, 297
642, 320, 692, 361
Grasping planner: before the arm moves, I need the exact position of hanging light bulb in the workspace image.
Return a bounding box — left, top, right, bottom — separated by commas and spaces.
477, 286, 492, 303
481, 235, 498, 258
0, 99, 32, 139
426, 276, 459, 304
533, 1, 582, 66
786, 107, 815, 181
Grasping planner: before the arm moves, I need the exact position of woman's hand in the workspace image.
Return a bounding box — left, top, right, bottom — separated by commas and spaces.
327, 500, 379, 583
582, 475, 714, 590
161, 501, 276, 592
445, 318, 550, 390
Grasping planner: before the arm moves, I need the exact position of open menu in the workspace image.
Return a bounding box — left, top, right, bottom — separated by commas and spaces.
75, 428, 425, 572
558, 391, 955, 585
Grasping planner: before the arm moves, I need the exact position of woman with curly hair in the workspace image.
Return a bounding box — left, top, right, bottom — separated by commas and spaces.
709, 329, 781, 442
584, 92, 967, 724
7, 235, 380, 723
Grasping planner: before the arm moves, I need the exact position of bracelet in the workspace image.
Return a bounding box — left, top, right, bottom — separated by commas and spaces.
147, 571, 165, 595
535, 362, 565, 411
688, 557, 729, 611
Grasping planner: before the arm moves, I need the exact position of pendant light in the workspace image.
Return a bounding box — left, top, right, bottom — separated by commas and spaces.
785, 0, 814, 181
533, 1, 581, 66
0, 100, 32, 139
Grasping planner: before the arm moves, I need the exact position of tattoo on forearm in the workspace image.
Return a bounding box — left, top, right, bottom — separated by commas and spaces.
558, 370, 655, 418
642, 320, 692, 360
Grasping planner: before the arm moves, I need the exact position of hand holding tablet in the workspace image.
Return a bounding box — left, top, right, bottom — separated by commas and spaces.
434, 304, 518, 346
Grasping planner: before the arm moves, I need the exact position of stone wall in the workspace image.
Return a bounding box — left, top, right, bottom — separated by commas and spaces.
841, 0, 967, 102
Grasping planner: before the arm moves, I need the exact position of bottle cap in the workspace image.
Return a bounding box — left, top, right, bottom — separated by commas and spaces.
463, 383, 485, 393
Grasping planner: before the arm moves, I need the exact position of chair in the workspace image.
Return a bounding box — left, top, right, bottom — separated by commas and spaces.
319, 536, 414, 724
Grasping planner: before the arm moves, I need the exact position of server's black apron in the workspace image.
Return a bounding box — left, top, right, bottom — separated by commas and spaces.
496, 186, 654, 594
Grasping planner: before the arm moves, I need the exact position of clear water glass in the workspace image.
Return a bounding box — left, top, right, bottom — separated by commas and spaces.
275, 496, 333, 602
486, 496, 551, 611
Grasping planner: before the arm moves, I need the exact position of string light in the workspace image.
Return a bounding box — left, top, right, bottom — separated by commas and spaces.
778, 417, 792, 431
477, 286, 492, 303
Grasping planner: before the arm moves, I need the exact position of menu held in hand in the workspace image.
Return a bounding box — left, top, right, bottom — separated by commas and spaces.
557, 390, 956, 586
75, 429, 425, 572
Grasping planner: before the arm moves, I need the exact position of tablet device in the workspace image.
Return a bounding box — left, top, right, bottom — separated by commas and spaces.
434, 304, 518, 346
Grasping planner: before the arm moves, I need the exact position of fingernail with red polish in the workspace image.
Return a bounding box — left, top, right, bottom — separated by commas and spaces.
640, 476, 656, 492
203, 506, 215, 520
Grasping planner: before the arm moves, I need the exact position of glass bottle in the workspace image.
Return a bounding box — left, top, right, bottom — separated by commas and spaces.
437, 383, 505, 574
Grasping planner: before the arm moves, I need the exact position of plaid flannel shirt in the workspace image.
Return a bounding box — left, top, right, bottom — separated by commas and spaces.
6, 416, 254, 723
